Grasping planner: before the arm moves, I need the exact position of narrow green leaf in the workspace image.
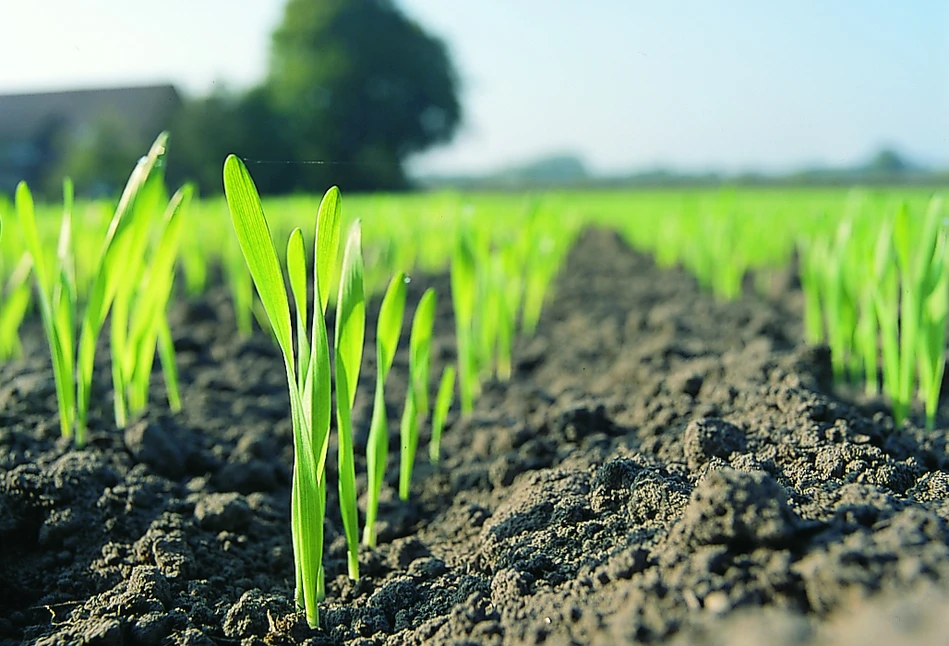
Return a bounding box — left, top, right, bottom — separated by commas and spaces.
429, 365, 456, 463
287, 228, 310, 389
308, 209, 333, 481
55, 178, 75, 299
336, 221, 366, 409
111, 173, 168, 426
452, 233, 477, 326
127, 186, 191, 347
126, 186, 192, 415
223, 154, 294, 367
225, 236, 255, 336
316, 187, 341, 315
892, 202, 911, 275
15, 182, 50, 293
305, 296, 333, 478
364, 272, 407, 546
410, 288, 436, 418
0, 265, 32, 360
399, 386, 418, 500
335, 220, 365, 579
157, 317, 182, 412
16, 182, 74, 439
451, 233, 478, 414
377, 273, 408, 375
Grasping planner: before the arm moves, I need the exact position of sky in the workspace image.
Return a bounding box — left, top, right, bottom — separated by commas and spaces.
1, 0, 946, 176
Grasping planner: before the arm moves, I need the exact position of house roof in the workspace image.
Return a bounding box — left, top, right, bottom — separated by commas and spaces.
0, 84, 182, 142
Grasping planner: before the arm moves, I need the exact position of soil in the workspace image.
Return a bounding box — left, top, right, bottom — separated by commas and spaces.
2, 228, 949, 646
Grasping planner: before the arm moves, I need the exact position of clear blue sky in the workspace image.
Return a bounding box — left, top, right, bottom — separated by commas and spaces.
1, 0, 946, 175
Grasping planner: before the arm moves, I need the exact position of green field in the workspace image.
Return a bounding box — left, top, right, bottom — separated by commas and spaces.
2, 139, 949, 642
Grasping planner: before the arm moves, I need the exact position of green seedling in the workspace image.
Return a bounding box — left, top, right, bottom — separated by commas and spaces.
16, 180, 77, 442
410, 288, 437, 419
451, 232, 477, 414
894, 198, 946, 427
429, 364, 456, 463
224, 155, 333, 628
399, 287, 436, 501
335, 221, 366, 580
0, 254, 32, 360
364, 272, 407, 547
225, 233, 255, 337
918, 226, 948, 428
114, 185, 192, 423
108, 169, 166, 428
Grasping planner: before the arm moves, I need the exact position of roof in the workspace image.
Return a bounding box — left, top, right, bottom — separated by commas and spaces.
0, 84, 182, 142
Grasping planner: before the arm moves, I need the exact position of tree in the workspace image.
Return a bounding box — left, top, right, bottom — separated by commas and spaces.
265, 0, 461, 192
866, 148, 911, 175
45, 114, 143, 197
166, 90, 246, 194
167, 87, 301, 194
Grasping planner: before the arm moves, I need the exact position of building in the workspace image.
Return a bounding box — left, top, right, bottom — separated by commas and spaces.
0, 84, 182, 194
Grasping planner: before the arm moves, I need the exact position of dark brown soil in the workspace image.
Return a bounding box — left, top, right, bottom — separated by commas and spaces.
2, 229, 949, 645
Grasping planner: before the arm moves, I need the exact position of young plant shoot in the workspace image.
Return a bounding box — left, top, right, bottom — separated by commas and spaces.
15, 134, 171, 445
429, 364, 456, 463
410, 288, 437, 421
16, 180, 76, 440
399, 287, 436, 500
0, 254, 33, 361
312, 180, 341, 598
225, 234, 255, 337
918, 226, 948, 428
335, 221, 366, 580
451, 233, 477, 414
872, 218, 901, 415
896, 198, 947, 428
108, 170, 168, 428
223, 155, 332, 628
364, 272, 407, 547
117, 185, 192, 422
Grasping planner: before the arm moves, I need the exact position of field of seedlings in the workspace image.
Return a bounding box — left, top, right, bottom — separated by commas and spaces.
1, 135, 949, 645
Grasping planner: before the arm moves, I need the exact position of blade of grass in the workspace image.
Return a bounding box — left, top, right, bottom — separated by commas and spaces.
410, 288, 436, 420
429, 364, 456, 463
335, 220, 366, 579
288, 228, 310, 391
398, 286, 436, 500
126, 186, 192, 415
451, 232, 477, 414
316, 187, 341, 315
364, 272, 407, 546
16, 181, 75, 439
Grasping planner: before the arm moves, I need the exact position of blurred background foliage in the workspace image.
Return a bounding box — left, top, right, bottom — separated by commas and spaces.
37, 0, 461, 197
3, 0, 944, 199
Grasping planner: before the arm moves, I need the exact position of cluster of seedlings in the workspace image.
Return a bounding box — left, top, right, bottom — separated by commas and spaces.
0, 134, 574, 626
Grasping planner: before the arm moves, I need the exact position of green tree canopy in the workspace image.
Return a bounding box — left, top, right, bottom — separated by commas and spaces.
46, 114, 143, 197
264, 0, 462, 192
167, 87, 301, 194
866, 148, 910, 175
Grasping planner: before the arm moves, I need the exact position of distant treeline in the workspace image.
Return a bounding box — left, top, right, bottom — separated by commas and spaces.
419, 149, 949, 191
